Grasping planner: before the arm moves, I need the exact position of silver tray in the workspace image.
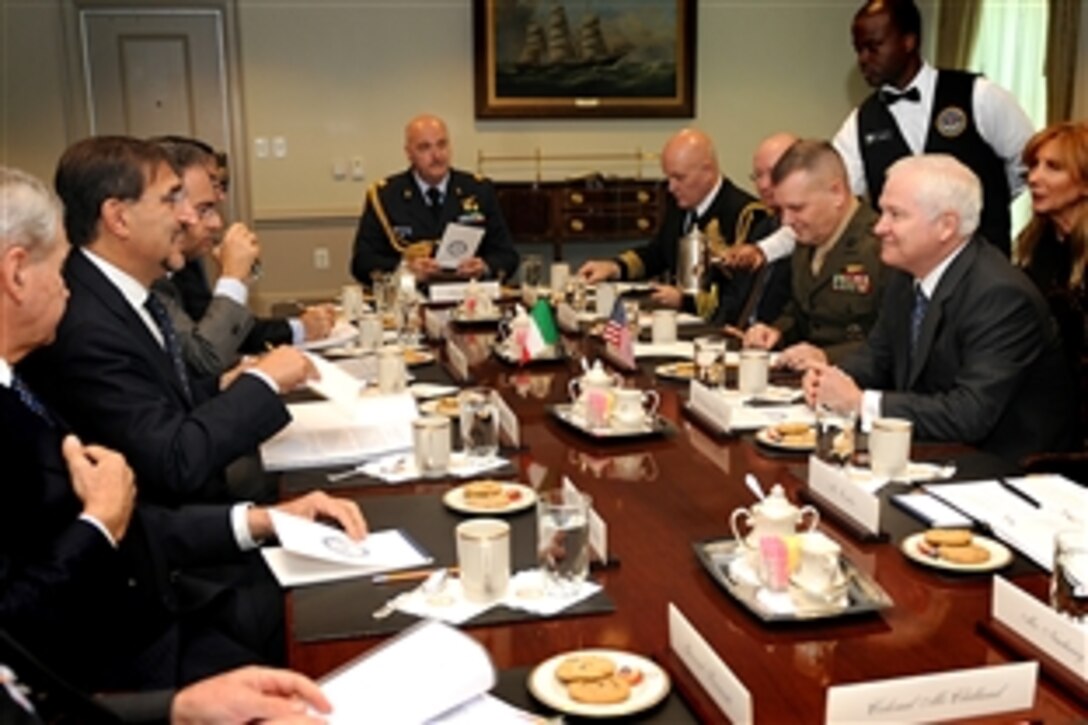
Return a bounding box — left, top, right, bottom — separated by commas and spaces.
693, 537, 893, 622
548, 403, 673, 440
492, 343, 565, 365
450, 311, 504, 326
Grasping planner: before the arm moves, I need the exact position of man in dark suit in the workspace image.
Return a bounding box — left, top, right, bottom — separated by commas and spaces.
0, 165, 366, 694
152, 138, 336, 377
351, 114, 519, 283
0, 630, 331, 724
18, 137, 316, 504
744, 140, 887, 367
804, 154, 1078, 463
577, 128, 780, 326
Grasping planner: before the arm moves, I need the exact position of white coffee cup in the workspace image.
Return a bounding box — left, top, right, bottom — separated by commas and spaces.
794, 532, 842, 595
550, 262, 571, 293
357, 312, 382, 351
738, 349, 770, 395
595, 282, 617, 318
651, 309, 678, 343
412, 416, 450, 478
377, 345, 406, 393
456, 518, 510, 603
869, 417, 912, 479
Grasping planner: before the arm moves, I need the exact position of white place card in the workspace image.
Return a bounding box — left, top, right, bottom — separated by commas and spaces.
689, 380, 731, 431
429, 280, 501, 303
992, 576, 1087, 681
556, 302, 580, 333
424, 308, 447, 340
588, 507, 608, 564
808, 455, 881, 536
668, 604, 752, 725
825, 661, 1038, 723
491, 390, 520, 448
446, 340, 470, 381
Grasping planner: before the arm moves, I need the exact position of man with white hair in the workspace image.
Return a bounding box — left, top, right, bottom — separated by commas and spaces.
804, 154, 1077, 462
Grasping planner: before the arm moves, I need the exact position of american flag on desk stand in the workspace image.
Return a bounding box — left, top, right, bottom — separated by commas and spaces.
603, 297, 635, 367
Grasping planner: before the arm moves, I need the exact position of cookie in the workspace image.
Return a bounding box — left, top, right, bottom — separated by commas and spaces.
776, 422, 811, 436
923, 529, 973, 547
939, 544, 991, 565
434, 397, 460, 416
567, 675, 631, 704
555, 655, 615, 683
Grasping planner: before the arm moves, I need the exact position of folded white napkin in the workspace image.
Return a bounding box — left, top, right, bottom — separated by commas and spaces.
360, 452, 508, 483
504, 569, 602, 616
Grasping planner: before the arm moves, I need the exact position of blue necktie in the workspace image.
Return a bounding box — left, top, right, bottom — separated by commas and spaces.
144, 294, 193, 403
910, 284, 929, 349
426, 187, 443, 219
11, 373, 54, 427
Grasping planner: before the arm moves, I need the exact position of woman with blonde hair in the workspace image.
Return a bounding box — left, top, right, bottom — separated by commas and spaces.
1017, 121, 1087, 366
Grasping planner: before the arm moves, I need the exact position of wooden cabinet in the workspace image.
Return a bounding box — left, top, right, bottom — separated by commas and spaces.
493, 176, 664, 259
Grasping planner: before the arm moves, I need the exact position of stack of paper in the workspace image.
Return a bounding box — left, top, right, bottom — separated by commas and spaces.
261, 511, 432, 587
260, 393, 416, 472
319, 620, 528, 724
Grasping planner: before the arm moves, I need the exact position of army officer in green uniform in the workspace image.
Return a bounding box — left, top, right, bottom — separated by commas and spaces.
351, 114, 519, 283
744, 140, 887, 368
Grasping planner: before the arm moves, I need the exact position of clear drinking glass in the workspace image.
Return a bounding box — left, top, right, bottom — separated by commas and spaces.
521, 254, 543, 289
537, 489, 592, 596
458, 387, 499, 460
815, 405, 857, 465
693, 335, 726, 386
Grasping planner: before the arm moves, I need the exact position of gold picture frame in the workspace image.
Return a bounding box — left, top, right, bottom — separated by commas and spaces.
474, 0, 696, 119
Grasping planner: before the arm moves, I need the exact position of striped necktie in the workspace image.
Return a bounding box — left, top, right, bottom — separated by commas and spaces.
144, 294, 193, 403
11, 373, 54, 427
910, 284, 929, 349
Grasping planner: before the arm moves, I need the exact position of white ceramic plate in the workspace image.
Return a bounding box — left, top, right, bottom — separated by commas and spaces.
300, 320, 358, 351
755, 424, 816, 452
900, 532, 1013, 572
443, 482, 536, 515
528, 649, 671, 718
419, 396, 461, 417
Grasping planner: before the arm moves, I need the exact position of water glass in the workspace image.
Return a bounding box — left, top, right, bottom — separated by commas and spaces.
815, 405, 857, 465
623, 298, 640, 338
522, 254, 543, 289
1051, 529, 1088, 621
537, 489, 592, 596
693, 335, 726, 386
458, 387, 499, 460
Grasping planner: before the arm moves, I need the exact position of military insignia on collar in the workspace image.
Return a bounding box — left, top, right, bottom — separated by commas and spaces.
403, 187, 413, 200
935, 106, 968, 138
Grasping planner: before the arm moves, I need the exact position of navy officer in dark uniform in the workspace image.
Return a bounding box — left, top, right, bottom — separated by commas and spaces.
350, 114, 519, 284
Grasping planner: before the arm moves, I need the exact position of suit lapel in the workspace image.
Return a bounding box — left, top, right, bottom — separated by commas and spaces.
66, 252, 193, 406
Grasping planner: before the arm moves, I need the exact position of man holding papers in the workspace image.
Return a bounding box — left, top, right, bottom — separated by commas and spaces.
18, 137, 316, 504
0, 165, 367, 695
351, 114, 519, 283
804, 155, 1077, 463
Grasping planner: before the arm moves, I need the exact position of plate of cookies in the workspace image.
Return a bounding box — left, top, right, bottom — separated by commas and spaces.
654, 361, 726, 384
901, 529, 1013, 572
443, 480, 536, 515
419, 395, 460, 417
756, 422, 817, 452
528, 649, 670, 718
403, 348, 436, 367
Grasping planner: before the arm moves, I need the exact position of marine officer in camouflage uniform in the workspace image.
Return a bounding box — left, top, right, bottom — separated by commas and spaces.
350, 114, 519, 284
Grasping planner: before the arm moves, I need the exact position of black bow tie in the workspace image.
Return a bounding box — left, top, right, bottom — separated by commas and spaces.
879, 87, 921, 106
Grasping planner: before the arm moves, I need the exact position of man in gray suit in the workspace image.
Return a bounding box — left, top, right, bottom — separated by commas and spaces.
744, 140, 886, 367
805, 154, 1078, 463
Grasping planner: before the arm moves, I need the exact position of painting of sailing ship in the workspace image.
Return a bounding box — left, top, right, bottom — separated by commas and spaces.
474, 0, 695, 118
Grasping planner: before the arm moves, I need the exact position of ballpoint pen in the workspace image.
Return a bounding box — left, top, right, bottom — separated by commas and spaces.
372, 567, 458, 585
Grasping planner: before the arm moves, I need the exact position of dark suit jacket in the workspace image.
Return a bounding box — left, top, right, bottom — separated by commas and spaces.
19, 250, 291, 504
614, 178, 779, 325
351, 168, 520, 283
775, 203, 886, 362
0, 629, 176, 724
170, 258, 293, 354
0, 385, 243, 693
839, 237, 1079, 462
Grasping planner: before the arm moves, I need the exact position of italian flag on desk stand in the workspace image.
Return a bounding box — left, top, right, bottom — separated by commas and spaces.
521, 299, 559, 363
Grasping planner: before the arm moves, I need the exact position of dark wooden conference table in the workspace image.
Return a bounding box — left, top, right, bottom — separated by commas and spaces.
279, 324, 1087, 723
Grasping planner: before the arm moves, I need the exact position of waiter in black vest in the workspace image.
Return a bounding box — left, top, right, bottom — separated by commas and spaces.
832, 0, 1033, 255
